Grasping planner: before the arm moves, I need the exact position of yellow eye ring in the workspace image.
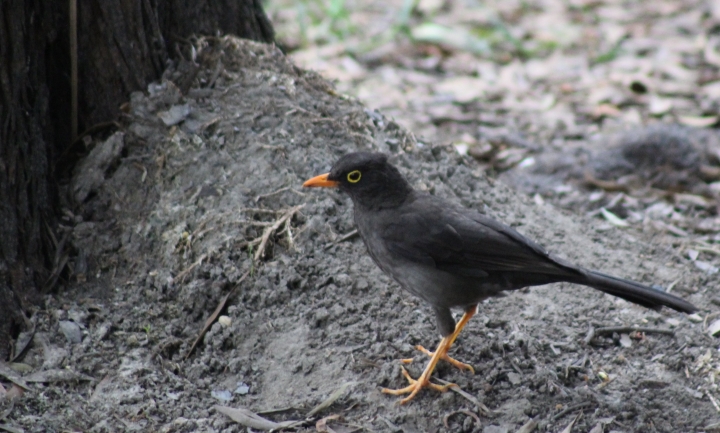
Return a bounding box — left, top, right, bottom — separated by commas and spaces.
347, 170, 362, 183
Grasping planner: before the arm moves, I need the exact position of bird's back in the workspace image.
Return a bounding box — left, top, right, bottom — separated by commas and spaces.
353, 191, 580, 309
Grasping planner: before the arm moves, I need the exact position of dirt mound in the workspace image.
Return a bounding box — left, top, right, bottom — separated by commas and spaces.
4, 38, 717, 432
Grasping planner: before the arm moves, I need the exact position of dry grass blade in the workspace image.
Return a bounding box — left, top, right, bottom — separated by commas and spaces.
215, 405, 301, 430
306, 381, 357, 417
173, 253, 209, 284
185, 271, 250, 359
559, 413, 581, 433
324, 229, 359, 250
707, 391, 720, 413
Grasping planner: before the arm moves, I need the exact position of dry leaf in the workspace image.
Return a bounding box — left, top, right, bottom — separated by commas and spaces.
648, 96, 672, 115
678, 116, 718, 128
0, 363, 30, 391
515, 417, 538, 433
411, 23, 490, 55
600, 208, 629, 227
5, 384, 24, 401
434, 77, 487, 103
619, 334, 633, 348
215, 405, 300, 430
708, 319, 720, 336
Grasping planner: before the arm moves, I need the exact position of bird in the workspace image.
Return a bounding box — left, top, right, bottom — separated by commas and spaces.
302, 152, 697, 404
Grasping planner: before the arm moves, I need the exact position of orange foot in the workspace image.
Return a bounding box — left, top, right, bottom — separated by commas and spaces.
382, 365, 456, 404
382, 305, 477, 404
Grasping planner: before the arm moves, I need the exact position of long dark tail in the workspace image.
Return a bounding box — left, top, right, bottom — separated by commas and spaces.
579, 270, 697, 313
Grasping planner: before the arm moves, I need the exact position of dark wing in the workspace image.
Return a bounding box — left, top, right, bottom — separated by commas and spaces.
382, 193, 698, 314
383, 194, 576, 278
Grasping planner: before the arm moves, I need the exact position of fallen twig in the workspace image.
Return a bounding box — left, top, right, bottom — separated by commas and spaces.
435, 378, 493, 416
559, 414, 581, 433
185, 271, 249, 359
583, 172, 629, 192
666, 278, 681, 293
255, 186, 305, 202
173, 253, 209, 284
254, 205, 304, 261
240, 208, 283, 214
324, 229, 359, 250
552, 402, 594, 421
584, 325, 595, 345
707, 391, 720, 413
588, 326, 674, 342
443, 409, 482, 429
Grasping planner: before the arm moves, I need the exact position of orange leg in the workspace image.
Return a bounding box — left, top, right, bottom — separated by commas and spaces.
382, 305, 477, 404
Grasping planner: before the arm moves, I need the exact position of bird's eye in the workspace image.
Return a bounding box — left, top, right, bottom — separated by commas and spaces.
347, 170, 362, 183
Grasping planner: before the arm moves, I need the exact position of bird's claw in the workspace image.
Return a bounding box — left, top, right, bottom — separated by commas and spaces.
381, 366, 455, 404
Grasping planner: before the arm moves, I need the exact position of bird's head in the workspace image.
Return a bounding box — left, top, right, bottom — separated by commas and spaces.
303, 152, 413, 209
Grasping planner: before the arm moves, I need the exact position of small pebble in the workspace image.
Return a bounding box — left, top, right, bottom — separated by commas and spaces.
688, 313, 703, 323
218, 315, 232, 327
126, 334, 139, 346
234, 382, 250, 395
211, 389, 233, 401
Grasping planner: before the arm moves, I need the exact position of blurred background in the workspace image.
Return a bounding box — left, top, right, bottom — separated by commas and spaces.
264, 0, 720, 272
265, 0, 719, 144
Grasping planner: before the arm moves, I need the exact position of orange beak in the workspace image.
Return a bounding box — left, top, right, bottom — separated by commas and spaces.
303, 173, 339, 188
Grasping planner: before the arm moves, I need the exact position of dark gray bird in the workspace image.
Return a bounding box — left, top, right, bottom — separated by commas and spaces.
303, 152, 697, 404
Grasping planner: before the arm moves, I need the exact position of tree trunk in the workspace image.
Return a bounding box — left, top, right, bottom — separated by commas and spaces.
0, 0, 274, 360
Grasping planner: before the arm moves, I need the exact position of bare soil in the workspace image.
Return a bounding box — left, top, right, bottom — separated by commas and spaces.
2, 38, 719, 433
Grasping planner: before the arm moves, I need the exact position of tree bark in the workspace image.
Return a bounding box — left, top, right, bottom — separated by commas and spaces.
0, 0, 274, 360
0, 0, 59, 360
78, 0, 274, 139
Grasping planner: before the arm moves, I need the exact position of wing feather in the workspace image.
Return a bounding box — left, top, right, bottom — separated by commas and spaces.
383, 194, 571, 278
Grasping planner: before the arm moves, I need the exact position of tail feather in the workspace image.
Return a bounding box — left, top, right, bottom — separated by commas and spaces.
580, 270, 697, 314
